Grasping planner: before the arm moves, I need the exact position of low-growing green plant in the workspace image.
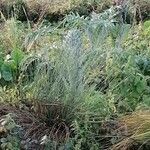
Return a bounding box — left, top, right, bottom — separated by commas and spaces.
0, 86, 20, 103
106, 50, 149, 112
0, 49, 25, 85
0, 114, 21, 150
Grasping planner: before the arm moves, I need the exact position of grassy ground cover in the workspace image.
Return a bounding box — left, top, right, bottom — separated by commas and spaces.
0, 1, 150, 149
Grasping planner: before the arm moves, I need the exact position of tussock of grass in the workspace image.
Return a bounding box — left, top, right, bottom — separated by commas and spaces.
0, 103, 70, 149
111, 110, 150, 150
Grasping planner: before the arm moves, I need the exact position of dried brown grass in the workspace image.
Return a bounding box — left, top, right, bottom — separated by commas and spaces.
111, 110, 150, 150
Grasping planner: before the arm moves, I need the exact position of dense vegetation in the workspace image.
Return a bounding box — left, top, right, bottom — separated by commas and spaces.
0, 0, 150, 149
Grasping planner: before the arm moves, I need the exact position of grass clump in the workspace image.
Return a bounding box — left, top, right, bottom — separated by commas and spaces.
111, 110, 150, 150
